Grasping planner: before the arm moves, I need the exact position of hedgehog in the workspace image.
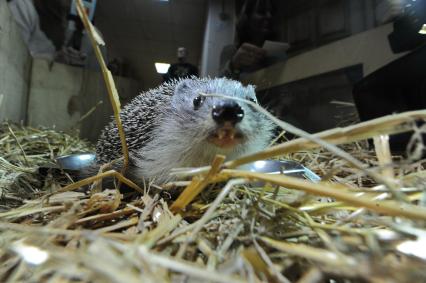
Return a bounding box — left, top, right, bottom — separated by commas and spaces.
96, 77, 275, 184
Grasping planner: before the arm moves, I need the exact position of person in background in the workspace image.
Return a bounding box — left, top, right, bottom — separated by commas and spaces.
386, 0, 426, 53
8, 0, 101, 68
39, 0, 94, 67
219, 0, 273, 80
7, 0, 58, 60
163, 47, 199, 82
32, 0, 70, 51
58, 15, 91, 67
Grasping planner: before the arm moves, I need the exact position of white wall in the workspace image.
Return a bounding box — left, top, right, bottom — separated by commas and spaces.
0, 1, 139, 142
243, 23, 407, 90
0, 0, 32, 123
27, 59, 139, 142
27, 60, 83, 131
200, 0, 235, 77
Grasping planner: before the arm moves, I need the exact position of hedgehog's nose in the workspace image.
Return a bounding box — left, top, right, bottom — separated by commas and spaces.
212, 101, 244, 125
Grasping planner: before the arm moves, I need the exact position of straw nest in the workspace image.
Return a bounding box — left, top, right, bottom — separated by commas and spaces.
1, 1, 425, 281
1, 114, 426, 283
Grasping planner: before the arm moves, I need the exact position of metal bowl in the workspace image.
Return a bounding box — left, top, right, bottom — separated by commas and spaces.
55, 153, 96, 171
39, 154, 320, 184
237, 159, 320, 182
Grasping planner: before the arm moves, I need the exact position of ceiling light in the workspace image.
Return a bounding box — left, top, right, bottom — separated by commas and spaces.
155, 63, 170, 74
419, 24, 426, 34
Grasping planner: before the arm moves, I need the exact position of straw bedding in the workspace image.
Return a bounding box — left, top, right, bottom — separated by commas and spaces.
1, 1, 425, 281
1, 120, 426, 283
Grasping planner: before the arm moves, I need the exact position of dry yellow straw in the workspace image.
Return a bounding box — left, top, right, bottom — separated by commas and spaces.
75, 0, 129, 173
373, 135, 395, 180
227, 110, 426, 169
177, 110, 425, 177
221, 169, 426, 220
52, 170, 144, 194
170, 155, 225, 213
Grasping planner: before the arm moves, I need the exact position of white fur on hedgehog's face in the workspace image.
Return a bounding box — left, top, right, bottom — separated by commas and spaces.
168, 78, 273, 159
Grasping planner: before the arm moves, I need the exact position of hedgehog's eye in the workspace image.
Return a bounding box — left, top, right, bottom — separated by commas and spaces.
246, 97, 257, 103
193, 95, 205, 110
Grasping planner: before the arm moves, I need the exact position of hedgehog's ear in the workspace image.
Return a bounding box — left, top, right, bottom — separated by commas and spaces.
174, 79, 191, 95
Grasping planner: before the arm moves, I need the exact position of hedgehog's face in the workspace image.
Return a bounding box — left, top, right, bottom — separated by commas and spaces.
169, 78, 273, 157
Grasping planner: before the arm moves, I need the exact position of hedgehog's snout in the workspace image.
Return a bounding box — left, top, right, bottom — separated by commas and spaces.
212, 100, 244, 125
